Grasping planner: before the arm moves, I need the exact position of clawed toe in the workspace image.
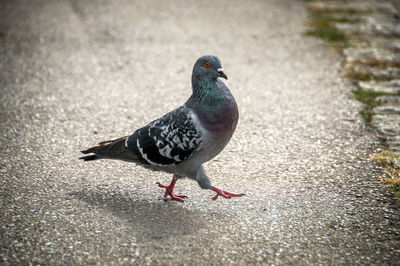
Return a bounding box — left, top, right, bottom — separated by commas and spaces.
156, 182, 167, 188
156, 180, 187, 202
156, 180, 244, 202
210, 186, 244, 201
163, 193, 187, 202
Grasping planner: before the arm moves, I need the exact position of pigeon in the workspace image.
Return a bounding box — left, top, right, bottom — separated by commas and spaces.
80, 55, 244, 201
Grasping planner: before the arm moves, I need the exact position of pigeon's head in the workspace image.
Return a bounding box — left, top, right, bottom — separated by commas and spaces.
192, 55, 227, 81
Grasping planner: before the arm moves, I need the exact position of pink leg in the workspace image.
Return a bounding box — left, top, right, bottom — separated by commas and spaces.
210, 186, 245, 201
156, 175, 187, 202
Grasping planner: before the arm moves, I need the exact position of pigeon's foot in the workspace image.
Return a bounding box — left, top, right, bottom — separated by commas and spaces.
210, 186, 245, 201
156, 178, 187, 202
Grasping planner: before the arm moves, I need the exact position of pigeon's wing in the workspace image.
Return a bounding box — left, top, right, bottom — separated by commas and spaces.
125, 106, 204, 166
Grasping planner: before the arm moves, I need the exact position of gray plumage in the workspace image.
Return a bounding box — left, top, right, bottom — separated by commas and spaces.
80, 55, 244, 201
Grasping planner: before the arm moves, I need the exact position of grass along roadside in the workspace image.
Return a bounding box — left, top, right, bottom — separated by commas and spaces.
305, 13, 351, 49
350, 89, 395, 122
305, 1, 400, 123
371, 151, 400, 200
305, 0, 400, 200
304, 4, 397, 123
345, 69, 393, 82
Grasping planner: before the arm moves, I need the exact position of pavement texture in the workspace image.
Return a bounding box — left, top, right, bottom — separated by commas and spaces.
321, 0, 400, 151
1, 0, 400, 264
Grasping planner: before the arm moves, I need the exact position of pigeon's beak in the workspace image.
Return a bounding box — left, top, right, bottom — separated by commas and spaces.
217, 68, 228, 80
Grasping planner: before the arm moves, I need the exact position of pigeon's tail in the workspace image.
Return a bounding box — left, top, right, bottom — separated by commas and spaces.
80, 136, 139, 162
79, 154, 100, 161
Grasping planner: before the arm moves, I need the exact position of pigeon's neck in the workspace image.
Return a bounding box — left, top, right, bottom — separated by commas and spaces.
190, 77, 226, 110
188, 77, 238, 134
192, 76, 221, 97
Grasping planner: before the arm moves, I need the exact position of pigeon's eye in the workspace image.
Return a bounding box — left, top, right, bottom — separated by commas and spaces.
204, 61, 210, 68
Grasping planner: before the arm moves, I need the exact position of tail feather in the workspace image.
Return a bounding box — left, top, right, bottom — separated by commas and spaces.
79, 154, 100, 161
80, 149, 92, 154
80, 136, 139, 162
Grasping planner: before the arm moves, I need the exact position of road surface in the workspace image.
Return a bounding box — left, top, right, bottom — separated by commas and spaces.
1, 0, 399, 264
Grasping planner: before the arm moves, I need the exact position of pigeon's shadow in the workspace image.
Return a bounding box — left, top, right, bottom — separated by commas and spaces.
67, 190, 204, 242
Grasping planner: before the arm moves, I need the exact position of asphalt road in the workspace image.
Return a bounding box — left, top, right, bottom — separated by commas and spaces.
1, 0, 400, 264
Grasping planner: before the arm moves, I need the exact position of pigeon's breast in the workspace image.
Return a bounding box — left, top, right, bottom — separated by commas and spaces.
185, 109, 236, 167
197, 95, 239, 136
199, 109, 238, 135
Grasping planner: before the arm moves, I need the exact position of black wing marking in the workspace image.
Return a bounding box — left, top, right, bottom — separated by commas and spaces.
125, 106, 203, 166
